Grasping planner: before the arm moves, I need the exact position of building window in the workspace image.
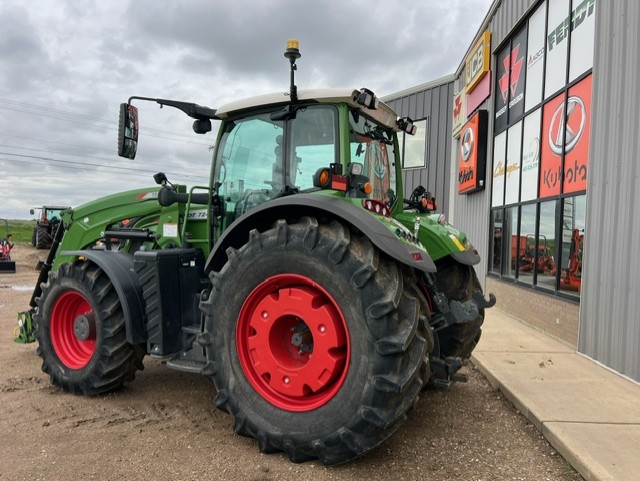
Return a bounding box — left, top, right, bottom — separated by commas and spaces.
402, 118, 427, 168
504, 206, 519, 278
487, 0, 595, 300
536, 200, 559, 291
559, 194, 585, 296
490, 209, 503, 274
517, 203, 537, 285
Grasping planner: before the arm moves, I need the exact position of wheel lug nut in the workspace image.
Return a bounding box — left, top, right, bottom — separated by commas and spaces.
283, 377, 290, 385
319, 324, 326, 333
261, 311, 268, 319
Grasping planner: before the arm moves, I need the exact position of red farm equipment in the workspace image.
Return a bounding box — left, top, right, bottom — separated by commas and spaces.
0, 218, 16, 273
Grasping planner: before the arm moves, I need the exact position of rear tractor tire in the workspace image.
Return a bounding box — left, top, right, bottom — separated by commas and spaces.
200, 217, 433, 465
35, 224, 51, 249
35, 259, 144, 395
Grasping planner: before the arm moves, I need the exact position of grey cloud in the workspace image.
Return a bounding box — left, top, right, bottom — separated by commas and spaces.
0, 0, 492, 218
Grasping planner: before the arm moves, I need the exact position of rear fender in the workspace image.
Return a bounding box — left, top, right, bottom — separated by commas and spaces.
61, 250, 146, 344
205, 194, 437, 273
395, 212, 481, 266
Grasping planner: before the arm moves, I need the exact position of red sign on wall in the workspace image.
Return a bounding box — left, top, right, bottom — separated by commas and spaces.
458, 110, 488, 194
540, 74, 592, 198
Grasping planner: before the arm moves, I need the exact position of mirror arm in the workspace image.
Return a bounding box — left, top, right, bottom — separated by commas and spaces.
127, 96, 218, 120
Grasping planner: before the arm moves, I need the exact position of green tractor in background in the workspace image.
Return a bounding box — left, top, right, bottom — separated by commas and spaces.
27, 41, 494, 465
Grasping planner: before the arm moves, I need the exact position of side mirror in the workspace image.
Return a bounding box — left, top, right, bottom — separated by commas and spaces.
29, 209, 35, 215
118, 103, 139, 159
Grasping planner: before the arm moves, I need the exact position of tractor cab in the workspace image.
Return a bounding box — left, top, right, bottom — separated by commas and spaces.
116, 40, 418, 253
211, 89, 404, 230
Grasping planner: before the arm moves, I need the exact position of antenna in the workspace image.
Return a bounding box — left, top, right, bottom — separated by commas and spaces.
284, 39, 301, 102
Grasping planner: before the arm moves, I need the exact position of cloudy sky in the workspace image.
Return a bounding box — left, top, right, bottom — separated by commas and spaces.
0, 0, 492, 219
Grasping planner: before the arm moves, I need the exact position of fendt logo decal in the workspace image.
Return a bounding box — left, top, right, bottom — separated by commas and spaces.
548, 0, 596, 51
461, 127, 474, 162
498, 44, 524, 104
548, 96, 586, 155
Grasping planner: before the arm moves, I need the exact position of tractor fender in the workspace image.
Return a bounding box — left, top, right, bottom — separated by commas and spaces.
206, 194, 437, 274
450, 248, 481, 266
61, 250, 146, 344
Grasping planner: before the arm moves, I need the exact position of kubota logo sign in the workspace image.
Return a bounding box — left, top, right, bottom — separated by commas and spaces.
540, 74, 592, 198
458, 110, 488, 195
548, 96, 586, 155
460, 127, 474, 162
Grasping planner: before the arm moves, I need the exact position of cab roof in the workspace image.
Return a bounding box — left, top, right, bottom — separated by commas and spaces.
216, 88, 400, 131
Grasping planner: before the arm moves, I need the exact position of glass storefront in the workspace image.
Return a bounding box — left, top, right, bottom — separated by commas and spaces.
488, 0, 595, 299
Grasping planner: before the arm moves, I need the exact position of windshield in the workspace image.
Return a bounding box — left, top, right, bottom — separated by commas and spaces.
214, 112, 285, 202
349, 109, 397, 206
45, 208, 65, 221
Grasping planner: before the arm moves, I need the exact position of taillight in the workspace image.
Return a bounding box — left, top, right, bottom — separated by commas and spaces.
362, 199, 391, 217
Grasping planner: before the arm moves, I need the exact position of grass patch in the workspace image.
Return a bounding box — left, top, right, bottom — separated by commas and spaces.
1, 219, 36, 243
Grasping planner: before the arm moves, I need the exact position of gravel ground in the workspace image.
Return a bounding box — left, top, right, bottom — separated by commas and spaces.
0, 243, 583, 481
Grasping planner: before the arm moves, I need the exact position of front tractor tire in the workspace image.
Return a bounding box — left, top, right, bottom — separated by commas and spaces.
200, 217, 433, 465
35, 260, 144, 395
433, 259, 485, 364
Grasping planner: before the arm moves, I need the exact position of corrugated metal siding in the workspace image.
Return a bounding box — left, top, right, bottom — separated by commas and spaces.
386, 80, 454, 217
490, 0, 535, 49
579, 0, 640, 381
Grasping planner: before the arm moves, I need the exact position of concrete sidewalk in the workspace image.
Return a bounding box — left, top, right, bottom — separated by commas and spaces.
471, 308, 640, 481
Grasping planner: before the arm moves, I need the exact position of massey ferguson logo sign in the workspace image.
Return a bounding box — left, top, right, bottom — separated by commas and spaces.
458, 110, 488, 195
495, 41, 526, 124
464, 31, 491, 94
451, 91, 467, 138
548, 96, 586, 155
498, 44, 524, 105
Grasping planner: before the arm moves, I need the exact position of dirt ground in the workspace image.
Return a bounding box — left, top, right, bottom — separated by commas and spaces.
0, 243, 583, 481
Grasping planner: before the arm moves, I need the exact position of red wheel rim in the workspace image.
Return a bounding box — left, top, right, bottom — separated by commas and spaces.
50, 291, 96, 369
237, 274, 350, 412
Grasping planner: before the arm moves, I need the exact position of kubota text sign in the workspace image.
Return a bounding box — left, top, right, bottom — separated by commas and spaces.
563, 74, 591, 194
458, 110, 488, 194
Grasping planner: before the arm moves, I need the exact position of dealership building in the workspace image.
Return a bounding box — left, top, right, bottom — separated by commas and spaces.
384, 0, 640, 382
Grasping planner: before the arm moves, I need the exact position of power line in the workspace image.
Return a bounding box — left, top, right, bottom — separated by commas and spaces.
0, 142, 210, 175
0, 98, 218, 142
0, 105, 213, 146
0, 153, 209, 183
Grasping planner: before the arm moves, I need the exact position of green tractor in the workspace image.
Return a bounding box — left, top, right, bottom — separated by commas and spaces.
28, 41, 494, 464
